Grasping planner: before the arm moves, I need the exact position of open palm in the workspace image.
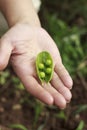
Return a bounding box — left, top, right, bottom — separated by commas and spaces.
0, 24, 73, 108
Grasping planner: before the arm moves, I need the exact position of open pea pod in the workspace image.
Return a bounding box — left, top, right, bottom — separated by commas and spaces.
36, 51, 54, 83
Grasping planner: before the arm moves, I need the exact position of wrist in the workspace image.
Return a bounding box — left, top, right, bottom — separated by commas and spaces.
0, 0, 41, 27
12, 16, 41, 28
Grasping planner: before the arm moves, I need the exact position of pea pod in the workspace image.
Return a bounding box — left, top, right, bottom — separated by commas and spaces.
36, 51, 54, 83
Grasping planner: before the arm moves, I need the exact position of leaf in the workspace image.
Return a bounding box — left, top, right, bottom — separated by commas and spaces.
9, 124, 28, 130
55, 110, 67, 120
76, 120, 84, 130
33, 101, 44, 126
74, 105, 87, 115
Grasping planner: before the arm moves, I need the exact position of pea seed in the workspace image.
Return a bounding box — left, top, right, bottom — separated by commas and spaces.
46, 68, 52, 74
40, 72, 45, 78
38, 63, 44, 70
46, 59, 52, 66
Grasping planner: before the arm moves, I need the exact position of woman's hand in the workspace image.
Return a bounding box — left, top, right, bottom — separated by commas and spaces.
0, 23, 73, 108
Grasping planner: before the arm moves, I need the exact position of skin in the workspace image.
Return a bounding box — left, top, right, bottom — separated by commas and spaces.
0, 0, 73, 109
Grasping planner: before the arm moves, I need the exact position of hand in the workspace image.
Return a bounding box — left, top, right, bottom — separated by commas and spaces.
0, 23, 73, 108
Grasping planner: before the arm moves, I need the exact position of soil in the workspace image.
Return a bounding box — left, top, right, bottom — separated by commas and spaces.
0, 72, 87, 130
0, 1, 87, 130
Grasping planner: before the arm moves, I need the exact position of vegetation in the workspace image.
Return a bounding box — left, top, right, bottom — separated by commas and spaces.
0, 0, 87, 130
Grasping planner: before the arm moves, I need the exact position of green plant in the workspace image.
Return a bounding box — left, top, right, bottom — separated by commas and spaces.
76, 120, 85, 130
12, 76, 24, 90
73, 105, 87, 115
33, 101, 44, 127
43, 13, 87, 78
9, 124, 28, 130
0, 70, 10, 85
42, 0, 87, 26
55, 110, 67, 121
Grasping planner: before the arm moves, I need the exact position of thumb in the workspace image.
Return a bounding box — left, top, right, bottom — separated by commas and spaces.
0, 38, 13, 70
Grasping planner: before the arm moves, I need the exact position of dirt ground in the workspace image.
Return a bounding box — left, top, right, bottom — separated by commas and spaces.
0, 1, 87, 130
0, 73, 87, 130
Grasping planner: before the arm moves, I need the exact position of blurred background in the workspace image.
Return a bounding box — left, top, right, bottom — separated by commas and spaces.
0, 0, 87, 130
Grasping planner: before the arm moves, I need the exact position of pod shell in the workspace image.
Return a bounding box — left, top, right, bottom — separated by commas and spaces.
36, 51, 54, 83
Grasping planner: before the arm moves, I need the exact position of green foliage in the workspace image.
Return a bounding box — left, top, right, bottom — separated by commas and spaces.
0, 0, 87, 129
55, 110, 67, 120
42, 0, 87, 25
42, 13, 87, 77
33, 101, 44, 127
9, 124, 28, 130
74, 105, 87, 115
76, 120, 85, 130
0, 70, 10, 85
12, 76, 24, 90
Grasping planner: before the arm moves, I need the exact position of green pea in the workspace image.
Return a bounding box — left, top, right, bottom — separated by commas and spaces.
36, 51, 54, 83
46, 59, 52, 66
40, 72, 45, 78
38, 63, 44, 70
46, 68, 52, 74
